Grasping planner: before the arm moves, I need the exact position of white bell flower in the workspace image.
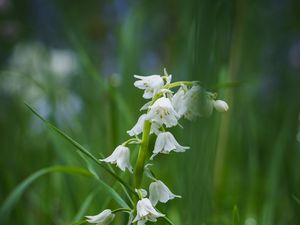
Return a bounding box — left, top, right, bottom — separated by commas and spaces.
127, 114, 147, 136
213, 100, 229, 112
132, 198, 165, 225
151, 132, 189, 159
86, 209, 115, 225
127, 114, 162, 137
171, 86, 188, 118
134, 75, 164, 99
149, 180, 181, 206
147, 97, 179, 128
100, 145, 133, 172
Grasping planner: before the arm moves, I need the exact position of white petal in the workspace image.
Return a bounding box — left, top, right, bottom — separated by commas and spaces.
153, 134, 165, 154
100, 145, 132, 172
213, 100, 229, 112
149, 181, 181, 206
140, 101, 151, 111
127, 114, 147, 136
85, 209, 115, 224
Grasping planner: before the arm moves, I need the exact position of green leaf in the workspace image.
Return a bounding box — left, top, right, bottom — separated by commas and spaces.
25, 103, 136, 197
0, 166, 92, 223
69, 220, 87, 225
232, 205, 240, 225
162, 216, 175, 225
80, 154, 130, 208
72, 189, 98, 222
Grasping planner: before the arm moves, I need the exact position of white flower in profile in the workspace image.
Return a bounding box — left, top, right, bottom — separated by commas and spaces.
100, 145, 133, 172
171, 86, 188, 118
134, 75, 164, 99
213, 100, 229, 112
127, 114, 161, 137
147, 97, 179, 128
151, 132, 189, 159
127, 114, 147, 136
86, 209, 115, 225
149, 180, 181, 206
132, 198, 165, 225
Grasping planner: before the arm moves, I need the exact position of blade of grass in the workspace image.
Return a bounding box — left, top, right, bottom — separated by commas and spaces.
72, 189, 98, 222
25, 103, 137, 197
162, 216, 175, 225
70, 220, 87, 225
80, 152, 130, 208
232, 205, 240, 225
0, 166, 91, 223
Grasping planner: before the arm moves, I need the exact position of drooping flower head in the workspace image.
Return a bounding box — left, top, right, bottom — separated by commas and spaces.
151, 132, 189, 159
133, 198, 165, 225
86, 209, 115, 225
149, 180, 181, 206
134, 75, 164, 99
100, 145, 133, 172
147, 97, 179, 128
127, 114, 147, 136
127, 114, 161, 137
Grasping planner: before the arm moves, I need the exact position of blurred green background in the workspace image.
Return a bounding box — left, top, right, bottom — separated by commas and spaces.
0, 0, 300, 224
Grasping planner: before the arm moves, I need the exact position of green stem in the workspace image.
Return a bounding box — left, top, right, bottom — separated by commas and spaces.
112, 208, 132, 214
134, 120, 151, 189
164, 81, 198, 89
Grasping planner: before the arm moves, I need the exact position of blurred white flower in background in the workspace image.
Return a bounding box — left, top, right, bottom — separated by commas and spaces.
0, 41, 82, 132
50, 49, 78, 78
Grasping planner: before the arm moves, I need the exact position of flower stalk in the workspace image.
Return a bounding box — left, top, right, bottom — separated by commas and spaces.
134, 120, 151, 189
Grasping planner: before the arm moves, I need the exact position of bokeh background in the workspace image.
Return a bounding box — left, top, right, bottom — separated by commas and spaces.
1, 0, 300, 224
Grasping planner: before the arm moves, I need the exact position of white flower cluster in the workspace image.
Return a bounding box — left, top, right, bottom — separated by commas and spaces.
86, 69, 229, 225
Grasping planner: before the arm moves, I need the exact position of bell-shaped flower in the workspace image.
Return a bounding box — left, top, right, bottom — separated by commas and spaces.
213, 100, 229, 112
86, 209, 115, 225
149, 180, 181, 206
127, 114, 161, 137
132, 198, 165, 225
127, 114, 147, 136
151, 132, 189, 159
147, 97, 179, 128
171, 86, 188, 118
100, 145, 133, 172
134, 75, 164, 99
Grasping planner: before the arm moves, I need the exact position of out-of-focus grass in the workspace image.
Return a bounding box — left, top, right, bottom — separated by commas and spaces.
0, 0, 300, 225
